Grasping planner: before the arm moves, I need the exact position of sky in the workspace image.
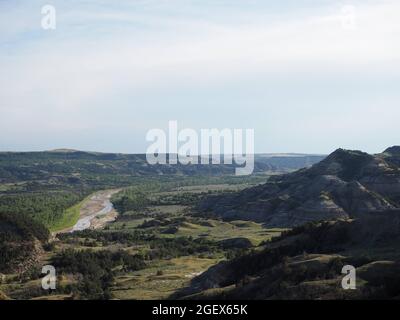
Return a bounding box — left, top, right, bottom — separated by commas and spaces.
0, 0, 399, 154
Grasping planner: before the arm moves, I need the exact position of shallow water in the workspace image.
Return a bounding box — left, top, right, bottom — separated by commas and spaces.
71, 198, 114, 232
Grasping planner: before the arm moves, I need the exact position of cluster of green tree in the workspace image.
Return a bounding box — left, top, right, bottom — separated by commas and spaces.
52, 249, 146, 299
146, 236, 221, 260
0, 191, 87, 228
151, 192, 209, 206
136, 216, 204, 232
111, 176, 253, 215
137, 218, 169, 229
58, 229, 148, 244
112, 191, 150, 213
59, 230, 222, 260
110, 181, 203, 214
0, 212, 49, 242
0, 212, 49, 273
0, 242, 36, 274
270, 220, 350, 252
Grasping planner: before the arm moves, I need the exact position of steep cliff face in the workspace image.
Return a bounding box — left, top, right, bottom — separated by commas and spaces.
198, 147, 400, 227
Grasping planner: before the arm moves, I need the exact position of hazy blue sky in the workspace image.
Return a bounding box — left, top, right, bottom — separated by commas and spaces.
0, 0, 399, 154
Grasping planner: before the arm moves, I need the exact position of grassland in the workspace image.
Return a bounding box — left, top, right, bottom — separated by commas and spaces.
174, 219, 284, 245
112, 256, 222, 300
112, 212, 282, 245
48, 196, 87, 232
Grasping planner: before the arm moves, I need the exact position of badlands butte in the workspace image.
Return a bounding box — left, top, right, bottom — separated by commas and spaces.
199, 147, 400, 226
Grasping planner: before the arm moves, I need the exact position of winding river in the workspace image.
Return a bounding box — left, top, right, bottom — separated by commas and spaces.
70, 189, 120, 232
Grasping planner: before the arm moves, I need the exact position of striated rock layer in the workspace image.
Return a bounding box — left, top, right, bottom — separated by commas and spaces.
198, 147, 400, 227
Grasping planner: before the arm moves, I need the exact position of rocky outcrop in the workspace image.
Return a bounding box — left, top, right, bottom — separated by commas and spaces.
198, 147, 400, 227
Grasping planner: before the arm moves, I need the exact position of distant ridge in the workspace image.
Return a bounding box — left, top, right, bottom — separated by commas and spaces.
14, 148, 326, 158
48, 148, 81, 153
0, 150, 325, 186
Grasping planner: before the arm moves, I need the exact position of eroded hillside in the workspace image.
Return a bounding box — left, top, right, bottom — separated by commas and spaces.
198, 147, 400, 227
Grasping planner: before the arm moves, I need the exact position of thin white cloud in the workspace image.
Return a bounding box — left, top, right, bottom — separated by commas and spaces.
0, 0, 399, 151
